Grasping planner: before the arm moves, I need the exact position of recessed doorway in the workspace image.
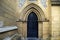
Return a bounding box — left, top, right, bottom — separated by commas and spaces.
27, 12, 38, 38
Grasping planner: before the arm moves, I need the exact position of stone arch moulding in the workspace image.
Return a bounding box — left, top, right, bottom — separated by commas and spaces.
20, 3, 46, 22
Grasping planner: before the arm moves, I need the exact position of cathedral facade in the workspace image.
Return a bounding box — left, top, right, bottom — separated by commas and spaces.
0, 0, 60, 40
17, 0, 51, 40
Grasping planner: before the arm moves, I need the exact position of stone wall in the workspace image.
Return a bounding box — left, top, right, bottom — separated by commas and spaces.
0, 0, 19, 26
51, 6, 60, 40
0, 0, 52, 40
0, 0, 19, 39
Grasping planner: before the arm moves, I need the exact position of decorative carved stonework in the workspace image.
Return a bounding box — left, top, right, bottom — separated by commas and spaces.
40, 0, 47, 8
29, 0, 37, 1
19, 0, 25, 7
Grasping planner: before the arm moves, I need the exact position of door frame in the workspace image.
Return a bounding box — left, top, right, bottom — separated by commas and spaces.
18, 3, 46, 38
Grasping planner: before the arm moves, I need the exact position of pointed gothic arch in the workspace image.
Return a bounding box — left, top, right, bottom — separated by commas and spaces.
27, 12, 38, 38
18, 3, 48, 38
20, 3, 46, 21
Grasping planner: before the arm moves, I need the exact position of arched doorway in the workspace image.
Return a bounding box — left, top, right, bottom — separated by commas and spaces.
18, 3, 46, 38
27, 12, 38, 38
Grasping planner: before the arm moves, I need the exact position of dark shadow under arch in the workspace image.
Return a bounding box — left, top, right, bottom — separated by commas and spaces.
27, 12, 38, 38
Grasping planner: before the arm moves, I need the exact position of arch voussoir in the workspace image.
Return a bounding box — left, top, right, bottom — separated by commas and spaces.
20, 3, 45, 21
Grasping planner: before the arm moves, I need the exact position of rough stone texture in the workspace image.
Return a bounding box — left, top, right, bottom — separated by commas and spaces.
1, 0, 60, 40
0, 0, 19, 39
51, 6, 60, 40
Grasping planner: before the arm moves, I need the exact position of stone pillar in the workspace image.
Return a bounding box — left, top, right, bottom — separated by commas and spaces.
38, 22, 43, 39
22, 22, 27, 38
42, 0, 51, 40
16, 22, 23, 37
43, 22, 50, 40
17, 22, 27, 38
